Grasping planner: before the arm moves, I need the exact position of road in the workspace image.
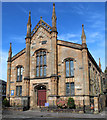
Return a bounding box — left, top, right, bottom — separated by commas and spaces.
1, 108, 107, 120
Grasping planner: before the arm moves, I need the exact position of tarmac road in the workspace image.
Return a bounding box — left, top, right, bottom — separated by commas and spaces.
1, 117, 107, 120
1, 108, 107, 120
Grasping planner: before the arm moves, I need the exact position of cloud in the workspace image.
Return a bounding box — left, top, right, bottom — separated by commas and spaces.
9, 35, 26, 43
38, 8, 48, 14
86, 31, 104, 45
17, 5, 28, 15
89, 32, 99, 38
58, 33, 80, 43
91, 20, 105, 29
58, 33, 78, 41
86, 11, 105, 31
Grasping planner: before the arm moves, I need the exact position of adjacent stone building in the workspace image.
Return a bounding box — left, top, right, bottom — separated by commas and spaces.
0, 80, 6, 101
6, 3, 104, 113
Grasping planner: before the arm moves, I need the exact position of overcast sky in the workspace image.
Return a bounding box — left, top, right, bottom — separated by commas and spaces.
1, 2, 105, 81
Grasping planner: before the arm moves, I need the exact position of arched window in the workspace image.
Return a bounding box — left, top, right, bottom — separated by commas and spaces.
16, 66, 23, 82
65, 59, 74, 77
36, 50, 46, 77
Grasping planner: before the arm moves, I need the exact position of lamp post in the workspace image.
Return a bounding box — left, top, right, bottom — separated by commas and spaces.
83, 95, 85, 113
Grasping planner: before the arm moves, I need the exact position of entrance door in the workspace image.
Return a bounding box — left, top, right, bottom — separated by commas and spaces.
37, 87, 46, 106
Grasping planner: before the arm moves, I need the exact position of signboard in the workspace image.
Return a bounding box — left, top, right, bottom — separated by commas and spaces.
45, 103, 49, 107
11, 90, 14, 96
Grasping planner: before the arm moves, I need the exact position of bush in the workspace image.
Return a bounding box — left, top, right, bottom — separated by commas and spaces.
67, 98, 75, 109
56, 98, 67, 109
2, 98, 10, 107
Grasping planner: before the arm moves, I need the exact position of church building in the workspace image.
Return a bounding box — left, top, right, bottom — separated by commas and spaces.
6, 3, 103, 113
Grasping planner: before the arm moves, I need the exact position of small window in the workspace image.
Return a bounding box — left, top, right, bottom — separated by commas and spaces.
44, 66, 46, 76
71, 82, 75, 95
65, 59, 74, 77
66, 82, 75, 95
20, 67, 23, 81
40, 56, 43, 65
40, 67, 43, 76
70, 60, 74, 76
16, 86, 22, 96
66, 61, 69, 77
44, 55, 46, 65
36, 56, 39, 66
66, 83, 70, 95
17, 67, 20, 81
36, 67, 39, 77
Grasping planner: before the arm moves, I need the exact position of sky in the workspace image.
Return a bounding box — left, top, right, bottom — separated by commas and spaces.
1, 2, 105, 81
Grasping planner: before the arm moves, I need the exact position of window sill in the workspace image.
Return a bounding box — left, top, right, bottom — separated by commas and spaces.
16, 95, 22, 97
65, 94, 75, 96
16, 81, 22, 82
66, 76, 74, 78
35, 76, 47, 79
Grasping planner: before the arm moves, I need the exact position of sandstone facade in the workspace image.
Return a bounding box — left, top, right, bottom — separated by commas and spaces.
6, 3, 103, 113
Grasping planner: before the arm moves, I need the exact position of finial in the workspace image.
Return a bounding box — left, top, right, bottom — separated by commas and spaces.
40, 16, 42, 20
99, 58, 101, 69
8, 42, 12, 61
52, 2, 57, 31
27, 11, 31, 25
29, 10, 31, 15
26, 11, 32, 38
81, 24, 86, 42
9, 42, 12, 52
53, 3, 55, 6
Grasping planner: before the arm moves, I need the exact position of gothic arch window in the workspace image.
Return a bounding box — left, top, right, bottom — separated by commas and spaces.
65, 58, 74, 77
36, 50, 47, 77
16, 65, 23, 82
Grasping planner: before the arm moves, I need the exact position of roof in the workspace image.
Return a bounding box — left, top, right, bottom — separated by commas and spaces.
57, 39, 82, 50
11, 48, 26, 61
87, 49, 102, 72
31, 19, 52, 37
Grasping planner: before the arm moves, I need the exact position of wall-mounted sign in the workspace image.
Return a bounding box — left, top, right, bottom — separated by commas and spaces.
11, 90, 14, 96
45, 103, 49, 107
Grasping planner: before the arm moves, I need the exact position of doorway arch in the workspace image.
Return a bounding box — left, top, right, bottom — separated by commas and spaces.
34, 84, 46, 106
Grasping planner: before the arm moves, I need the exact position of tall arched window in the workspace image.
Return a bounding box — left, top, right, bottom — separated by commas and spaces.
36, 50, 46, 77
17, 66, 23, 82
65, 59, 74, 77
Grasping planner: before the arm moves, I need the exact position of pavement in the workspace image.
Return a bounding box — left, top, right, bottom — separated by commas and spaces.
1, 107, 107, 120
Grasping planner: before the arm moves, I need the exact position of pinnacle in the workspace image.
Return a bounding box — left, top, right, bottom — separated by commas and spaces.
81, 24, 86, 40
